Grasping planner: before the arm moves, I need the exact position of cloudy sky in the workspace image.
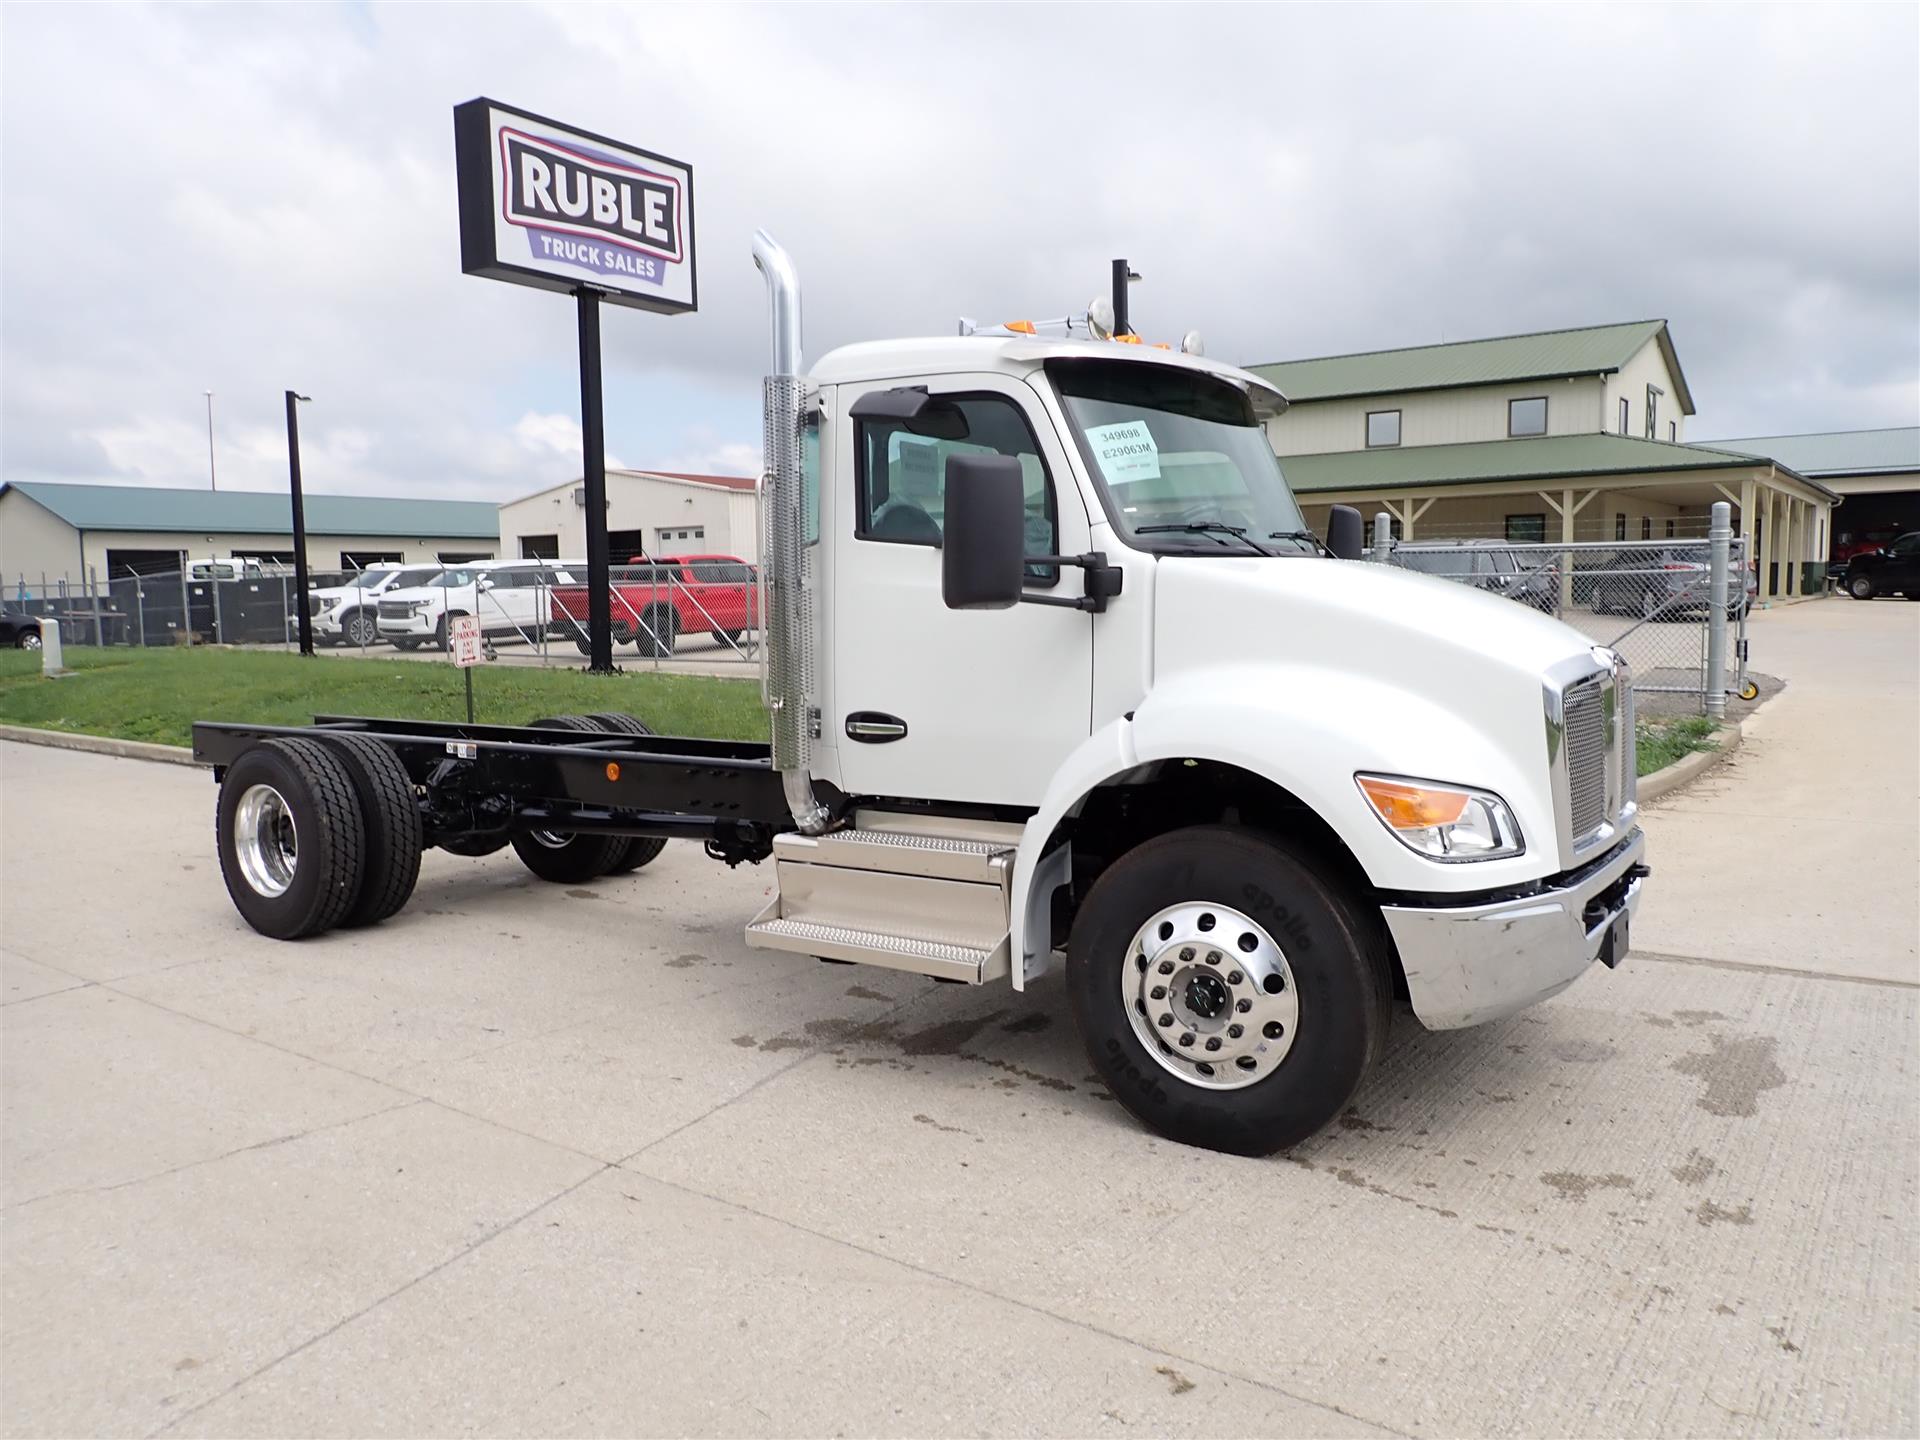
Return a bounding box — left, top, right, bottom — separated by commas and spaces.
2, 3, 1915, 501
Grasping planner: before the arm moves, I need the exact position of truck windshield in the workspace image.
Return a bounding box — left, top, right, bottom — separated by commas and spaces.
1048, 358, 1310, 555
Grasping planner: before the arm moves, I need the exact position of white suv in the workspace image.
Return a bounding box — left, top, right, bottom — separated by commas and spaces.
376, 560, 578, 650
311, 564, 438, 647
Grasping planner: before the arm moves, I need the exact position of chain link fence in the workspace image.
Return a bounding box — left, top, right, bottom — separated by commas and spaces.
2, 561, 766, 676
1375, 511, 1754, 714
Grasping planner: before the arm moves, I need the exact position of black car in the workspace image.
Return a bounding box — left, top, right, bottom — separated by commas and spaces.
0, 610, 45, 649
1842, 532, 1920, 600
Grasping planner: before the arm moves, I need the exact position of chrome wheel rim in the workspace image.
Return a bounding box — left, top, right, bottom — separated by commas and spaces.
529, 830, 572, 849
1120, 901, 1299, 1091
21, 633, 41, 651
347, 614, 376, 645
233, 784, 298, 897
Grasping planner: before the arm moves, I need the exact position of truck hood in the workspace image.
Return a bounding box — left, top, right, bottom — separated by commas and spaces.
1153, 555, 1598, 685
1143, 555, 1610, 881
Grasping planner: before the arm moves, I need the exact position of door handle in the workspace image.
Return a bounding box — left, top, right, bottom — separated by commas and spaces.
846, 712, 908, 743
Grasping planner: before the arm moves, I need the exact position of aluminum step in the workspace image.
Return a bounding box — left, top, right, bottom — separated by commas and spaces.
772, 827, 1013, 885
744, 904, 1001, 984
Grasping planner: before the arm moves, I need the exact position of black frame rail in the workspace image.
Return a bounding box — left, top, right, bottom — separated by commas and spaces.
192, 716, 793, 864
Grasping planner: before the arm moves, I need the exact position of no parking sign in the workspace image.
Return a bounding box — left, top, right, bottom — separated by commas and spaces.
448, 614, 483, 668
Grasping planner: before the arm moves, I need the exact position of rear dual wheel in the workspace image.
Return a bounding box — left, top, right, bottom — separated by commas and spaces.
510, 716, 628, 882
216, 735, 421, 939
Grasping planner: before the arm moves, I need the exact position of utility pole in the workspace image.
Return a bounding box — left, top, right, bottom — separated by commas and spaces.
204, 391, 218, 491
285, 391, 314, 657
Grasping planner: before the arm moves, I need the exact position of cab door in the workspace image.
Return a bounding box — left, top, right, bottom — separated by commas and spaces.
830, 374, 1093, 807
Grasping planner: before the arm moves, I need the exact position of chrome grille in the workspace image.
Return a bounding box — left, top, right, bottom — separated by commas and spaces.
377, 600, 413, 620
1563, 676, 1610, 842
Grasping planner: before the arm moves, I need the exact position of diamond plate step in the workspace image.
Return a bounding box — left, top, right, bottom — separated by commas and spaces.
744, 906, 1000, 983
773, 828, 1013, 884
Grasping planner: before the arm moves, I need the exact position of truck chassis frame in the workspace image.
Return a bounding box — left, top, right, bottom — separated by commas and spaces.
193, 716, 800, 867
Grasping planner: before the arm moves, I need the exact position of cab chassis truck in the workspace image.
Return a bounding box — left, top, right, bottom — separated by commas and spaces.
195, 232, 1647, 1156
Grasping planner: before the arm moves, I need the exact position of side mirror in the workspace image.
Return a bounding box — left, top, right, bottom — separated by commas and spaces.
1326, 504, 1364, 561
941, 454, 1027, 610
477, 576, 494, 590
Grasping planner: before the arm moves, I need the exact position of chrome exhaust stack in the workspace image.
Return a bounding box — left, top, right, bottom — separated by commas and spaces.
753, 230, 830, 835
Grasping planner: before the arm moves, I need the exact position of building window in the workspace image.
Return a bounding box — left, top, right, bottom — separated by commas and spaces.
1619, 397, 1630, 434
1365, 410, 1401, 448
1666, 519, 1676, 538
1508, 397, 1548, 437
438, 551, 494, 564
1668, 421, 1676, 442
1645, 385, 1662, 440
518, 534, 558, 559
1505, 514, 1547, 544
1615, 513, 1627, 541
1641, 516, 1652, 540
340, 550, 402, 569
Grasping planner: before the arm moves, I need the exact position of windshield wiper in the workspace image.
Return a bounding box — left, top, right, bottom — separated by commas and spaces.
1135, 522, 1275, 557
1268, 529, 1332, 557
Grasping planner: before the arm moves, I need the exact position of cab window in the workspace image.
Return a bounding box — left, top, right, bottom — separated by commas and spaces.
854, 391, 1058, 584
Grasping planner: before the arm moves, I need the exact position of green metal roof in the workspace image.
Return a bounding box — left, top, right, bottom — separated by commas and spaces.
1, 482, 500, 539
1279, 433, 1815, 496
1701, 427, 1920, 477
1250, 320, 1695, 414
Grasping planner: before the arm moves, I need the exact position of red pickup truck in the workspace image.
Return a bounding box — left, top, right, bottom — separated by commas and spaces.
549, 554, 759, 657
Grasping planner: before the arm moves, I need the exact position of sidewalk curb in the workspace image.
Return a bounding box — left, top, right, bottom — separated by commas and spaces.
0, 724, 203, 767
1638, 718, 1744, 804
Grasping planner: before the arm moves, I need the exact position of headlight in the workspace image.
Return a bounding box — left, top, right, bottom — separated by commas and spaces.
1355, 774, 1524, 861
409, 600, 433, 614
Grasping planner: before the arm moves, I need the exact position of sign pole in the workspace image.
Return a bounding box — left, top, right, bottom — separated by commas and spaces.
575, 288, 616, 674
464, 665, 475, 724
285, 390, 315, 657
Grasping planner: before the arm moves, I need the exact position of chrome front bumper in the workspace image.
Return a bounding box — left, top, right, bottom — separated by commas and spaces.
1384, 828, 1647, 1031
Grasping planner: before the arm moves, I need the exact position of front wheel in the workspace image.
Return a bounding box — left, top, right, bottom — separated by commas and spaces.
16, 629, 41, 651
1848, 574, 1875, 600
1067, 826, 1391, 1156
343, 610, 379, 647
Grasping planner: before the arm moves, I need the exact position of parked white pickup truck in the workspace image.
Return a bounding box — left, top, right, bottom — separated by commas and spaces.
197, 231, 1645, 1156
310, 563, 434, 647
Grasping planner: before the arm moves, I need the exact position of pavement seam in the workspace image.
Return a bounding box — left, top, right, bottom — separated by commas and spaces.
610, 979, 943, 1166
1630, 947, 1919, 989
147, 1162, 613, 1439
2, 1097, 429, 1213
1, 978, 99, 1008
618, 1164, 1414, 1439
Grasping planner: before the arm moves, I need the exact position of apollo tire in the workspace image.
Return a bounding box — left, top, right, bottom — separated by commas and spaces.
215, 738, 367, 940
508, 716, 624, 883
316, 733, 423, 927
1066, 825, 1391, 1157
584, 712, 669, 874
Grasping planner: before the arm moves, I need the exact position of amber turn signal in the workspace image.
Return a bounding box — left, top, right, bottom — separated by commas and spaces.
1356, 777, 1470, 830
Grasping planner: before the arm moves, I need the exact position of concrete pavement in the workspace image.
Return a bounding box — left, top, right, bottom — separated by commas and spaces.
1635, 597, 1920, 984
2, 597, 1915, 1437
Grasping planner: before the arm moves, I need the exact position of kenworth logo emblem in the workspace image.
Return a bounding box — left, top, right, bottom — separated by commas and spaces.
455, 98, 698, 314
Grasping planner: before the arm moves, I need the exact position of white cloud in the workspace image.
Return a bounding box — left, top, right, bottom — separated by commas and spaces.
0, 0, 1913, 504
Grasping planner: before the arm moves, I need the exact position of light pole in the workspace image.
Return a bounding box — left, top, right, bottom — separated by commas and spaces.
204, 390, 218, 491
285, 391, 314, 656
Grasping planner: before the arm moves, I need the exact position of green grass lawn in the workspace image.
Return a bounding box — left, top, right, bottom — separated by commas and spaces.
0, 646, 768, 748
0, 645, 1723, 777
1636, 714, 1721, 776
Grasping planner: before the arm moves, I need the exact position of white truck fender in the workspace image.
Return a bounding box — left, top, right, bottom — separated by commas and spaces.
1007, 665, 1550, 989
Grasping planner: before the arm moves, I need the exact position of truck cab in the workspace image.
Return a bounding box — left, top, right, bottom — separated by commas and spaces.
743, 290, 1643, 1152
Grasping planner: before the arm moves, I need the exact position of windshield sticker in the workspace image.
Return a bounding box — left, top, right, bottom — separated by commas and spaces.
1086, 420, 1161, 484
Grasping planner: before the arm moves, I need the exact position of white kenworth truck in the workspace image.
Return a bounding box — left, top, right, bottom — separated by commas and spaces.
196, 232, 1646, 1156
